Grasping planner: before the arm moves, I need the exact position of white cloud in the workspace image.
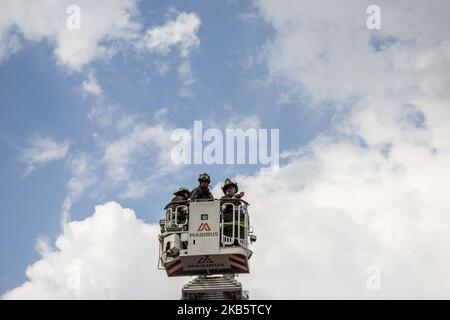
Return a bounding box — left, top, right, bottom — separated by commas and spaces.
20, 135, 70, 174
229, 135, 450, 299
141, 11, 201, 58
0, 0, 141, 71
0, 30, 21, 63
154, 108, 169, 121
102, 120, 181, 199
87, 103, 117, 128
138, 11, 201, 97
226, 115, 262, 130
65, 106, 183, 215
0, 4, 202, 95
177, 60, 195, 97
153, 60, 170, 76
276, 91, 291, 105
2, 202, 184, 299
258, 0, 450, 105
221, 0, 450, 298
62, 153, 97, 223
9, 141, 450, 300
81, 72, 102, 96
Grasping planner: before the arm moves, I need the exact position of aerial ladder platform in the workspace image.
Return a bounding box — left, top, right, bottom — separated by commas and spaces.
158, 199, 256, 300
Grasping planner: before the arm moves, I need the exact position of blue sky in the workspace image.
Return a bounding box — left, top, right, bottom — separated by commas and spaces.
2, 0, 450, 299
0, 0, 332, 295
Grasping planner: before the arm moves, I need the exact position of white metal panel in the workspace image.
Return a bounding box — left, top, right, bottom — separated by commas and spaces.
187, 201, 220, 255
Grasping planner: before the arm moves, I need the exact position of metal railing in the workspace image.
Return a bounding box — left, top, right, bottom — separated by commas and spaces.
220, 201, 249, 247
165, 204, 189, 229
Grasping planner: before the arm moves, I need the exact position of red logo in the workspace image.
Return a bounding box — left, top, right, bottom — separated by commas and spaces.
197, 256, 214, 264
197, 223, 211, 231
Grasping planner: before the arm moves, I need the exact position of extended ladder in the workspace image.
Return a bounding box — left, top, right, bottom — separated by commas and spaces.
181, 274, 248, 300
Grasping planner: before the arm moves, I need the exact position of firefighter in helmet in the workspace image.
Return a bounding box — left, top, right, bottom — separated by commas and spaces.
220, 178, 245, 244
190, 172, 214, 201
221, 178, 244, 199
165, 186, 190, 225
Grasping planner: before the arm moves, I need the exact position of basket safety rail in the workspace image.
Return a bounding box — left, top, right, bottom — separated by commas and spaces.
166, 205, 189, 228
220, 202, 249, 247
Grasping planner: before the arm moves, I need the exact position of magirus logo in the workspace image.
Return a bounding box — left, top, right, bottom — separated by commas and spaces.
197, 223, 211, 231
197, 256, 214, 264
189, 230, 219, 238
187, 255, 225, 269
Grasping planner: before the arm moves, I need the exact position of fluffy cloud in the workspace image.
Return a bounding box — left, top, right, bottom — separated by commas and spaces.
258, 0, 450, 105
177, 60, 195, 97
81, 72, 103, 96
141, 11, 201, 58
236, 136, 450, 299
0, 0, 141, 71
0, 2, 201, 77
0, 3, 202, 99
228, 0, 450, 298
20, 135, 70, 174
139, 11, 201, 97
226, 115, 262, 130
102, 121, 181, 199
62, 153, 97, 223
61, 102, 184, 219
2, 202, 184, 299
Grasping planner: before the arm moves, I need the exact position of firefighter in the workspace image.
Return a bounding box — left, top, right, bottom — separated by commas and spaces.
220, 178, 245, 244
190, 172, 214, 200
165, 186, 190, 225
221, 178, 244, 199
